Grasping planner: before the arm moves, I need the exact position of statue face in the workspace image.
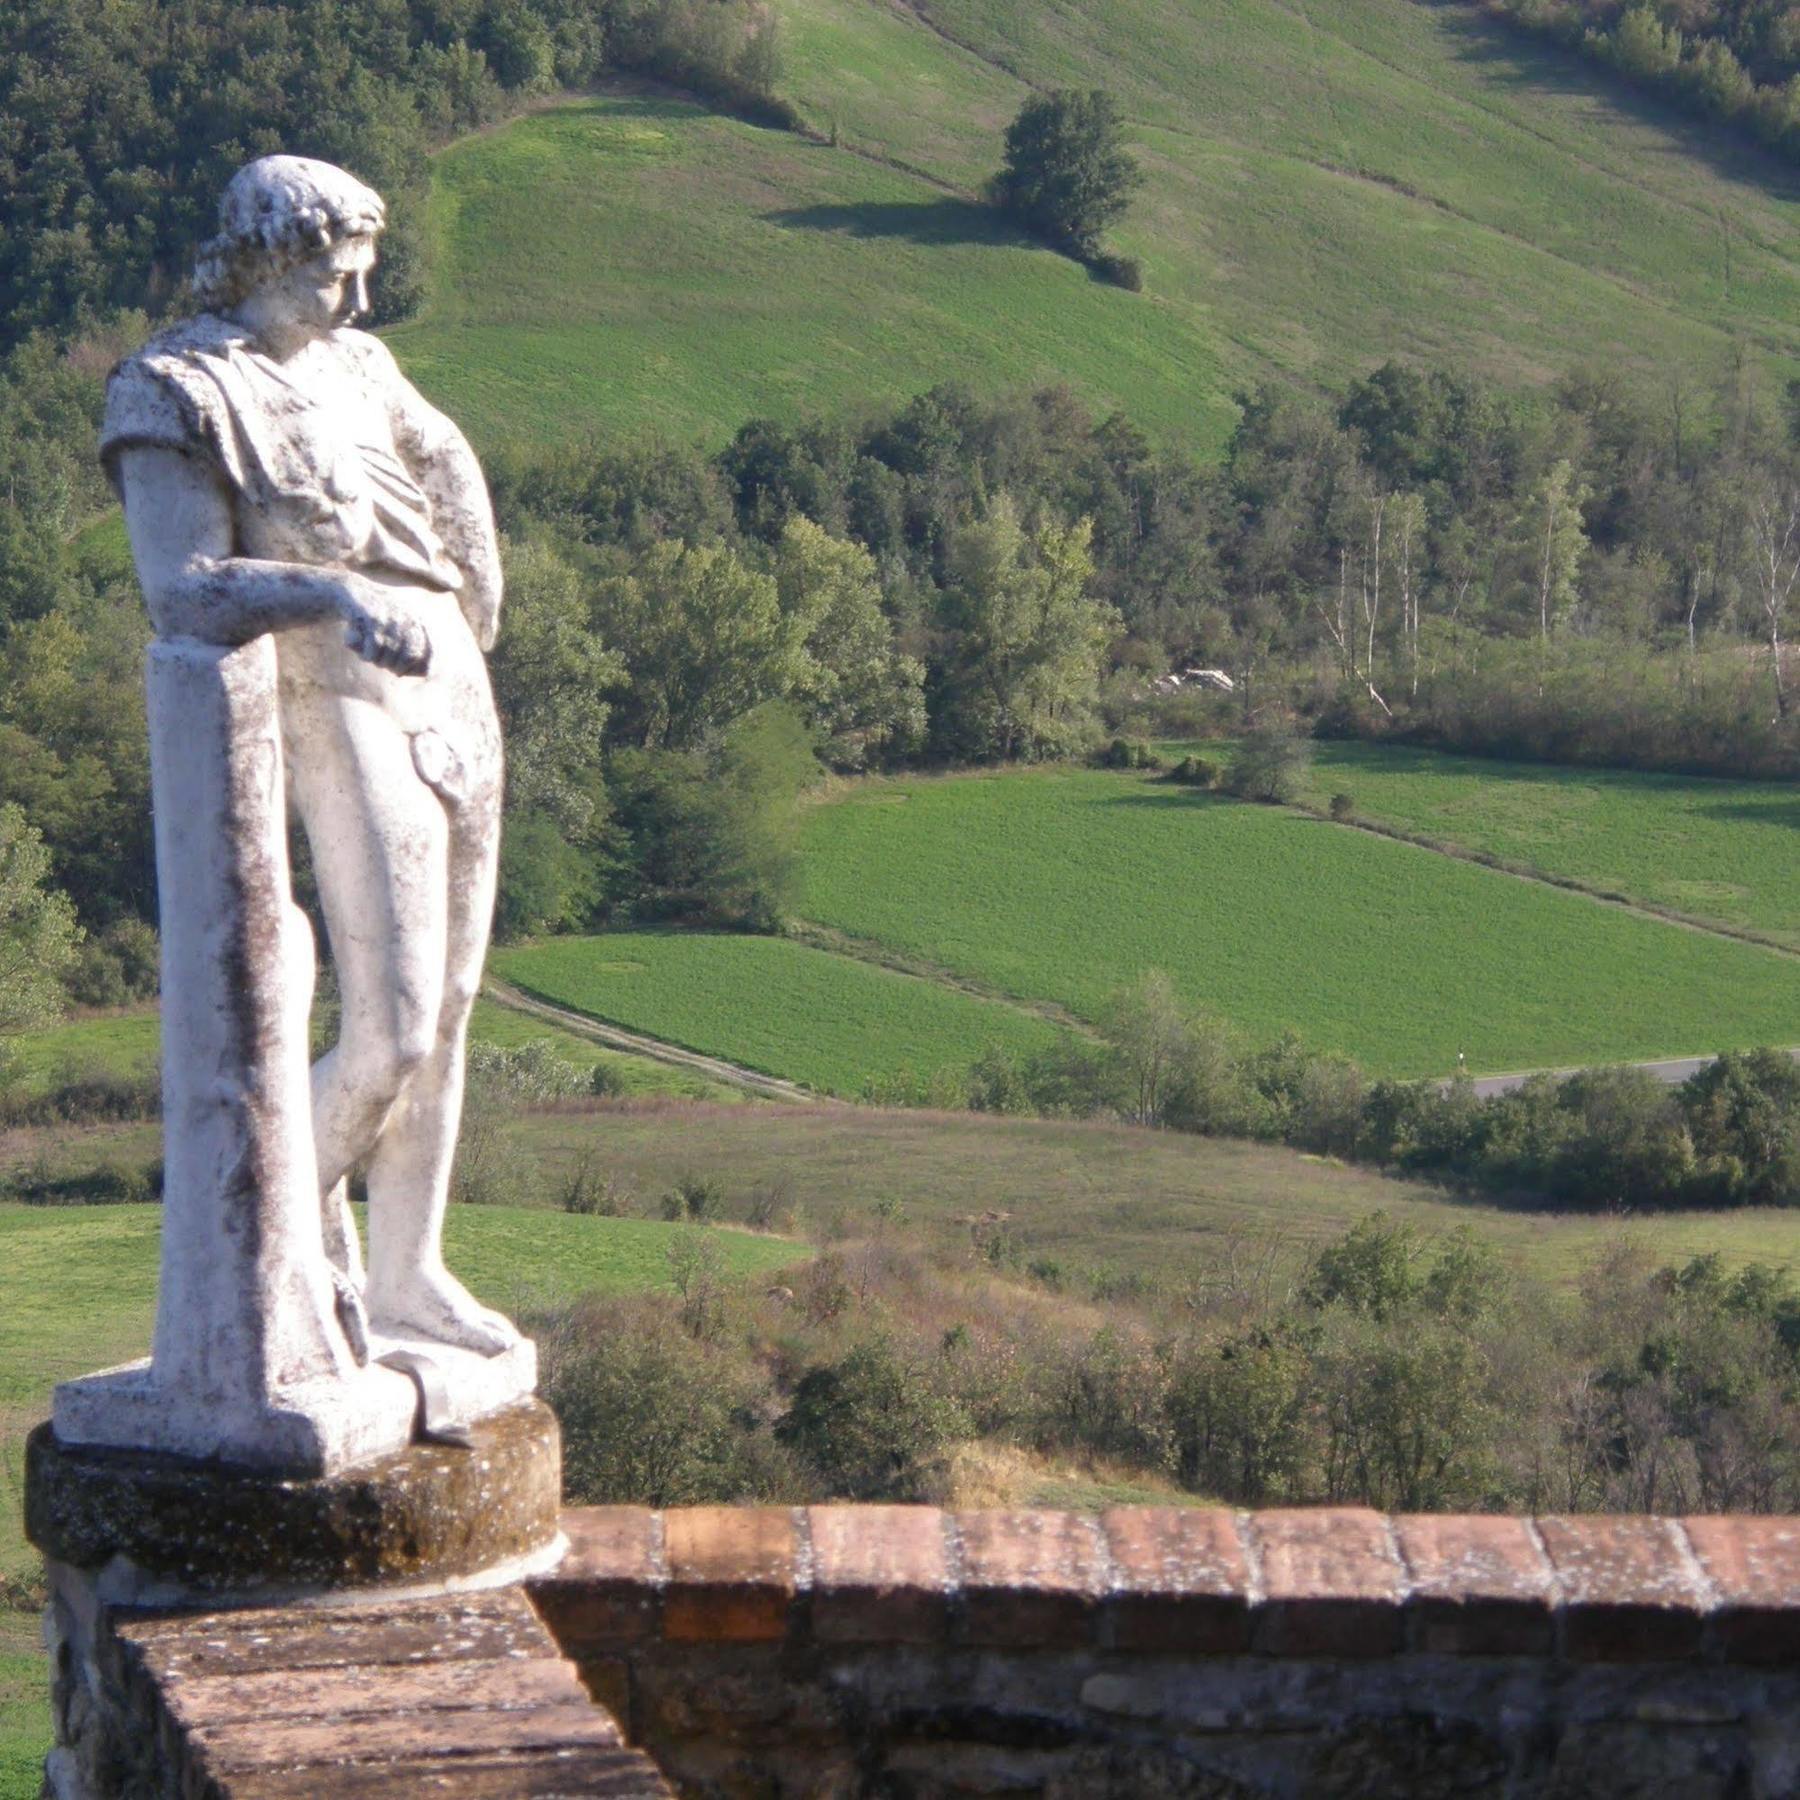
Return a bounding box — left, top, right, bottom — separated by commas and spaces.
251, 235, 377, 339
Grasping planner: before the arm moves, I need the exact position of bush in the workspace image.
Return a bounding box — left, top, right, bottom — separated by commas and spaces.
1089, 251, 1144, 291
1328, 790, 1356, 822
65, 919, 160, 1006
544, 1310, 762, 1505
1096, 735, 1163, 770
560, 1155, 636, 1217
777, 1338, 968, 1499
1167, 755, 1217, 788
1226, 720, 1312, 803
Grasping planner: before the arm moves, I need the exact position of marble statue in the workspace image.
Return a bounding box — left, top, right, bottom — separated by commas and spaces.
52, 156, 534, 1474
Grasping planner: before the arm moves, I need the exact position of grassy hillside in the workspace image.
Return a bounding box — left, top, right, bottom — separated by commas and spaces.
386, 94, 1232, 455
1290, 742, 1800, 949
494, 928, 1062, 1094
386, 0, 1800, 457
795, 767, 1800, 1077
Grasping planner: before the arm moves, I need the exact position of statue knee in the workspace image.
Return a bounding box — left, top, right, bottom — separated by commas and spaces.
341, 1008, 435, 1107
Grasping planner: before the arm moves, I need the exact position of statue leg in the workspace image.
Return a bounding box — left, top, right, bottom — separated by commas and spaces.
359, 742, 514, 1355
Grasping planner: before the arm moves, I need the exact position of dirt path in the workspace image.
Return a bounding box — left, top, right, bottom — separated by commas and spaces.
481, 979, 837, 1105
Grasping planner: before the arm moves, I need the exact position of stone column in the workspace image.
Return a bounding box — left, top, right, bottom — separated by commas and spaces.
49, 638, 417, 1474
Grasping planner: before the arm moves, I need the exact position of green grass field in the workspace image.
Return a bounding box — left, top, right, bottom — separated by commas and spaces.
381, 0, 1800, 459
1290, 742, 1800, 949
386, 93, 1233, 456
494, 928, 1062, 1094
794, 768, 1800, 1077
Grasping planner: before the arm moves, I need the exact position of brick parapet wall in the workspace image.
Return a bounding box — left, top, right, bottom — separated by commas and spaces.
527, 1505, 1800, 1797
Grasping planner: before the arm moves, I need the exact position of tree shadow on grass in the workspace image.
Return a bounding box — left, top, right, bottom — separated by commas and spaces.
1692, 796, 1800, 830
1425, 0, 1800, 203
763, 197, 1034, 249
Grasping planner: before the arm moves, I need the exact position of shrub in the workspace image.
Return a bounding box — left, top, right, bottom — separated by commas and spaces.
1226, 720, 1312, 803
544, 1310, 758, 1506
1089, 251, 1144, 291
1328, 790, 1356, 821
1167, 754, 1217, 787
560, 1155, 635, 1217
777, 1338, 968, 1499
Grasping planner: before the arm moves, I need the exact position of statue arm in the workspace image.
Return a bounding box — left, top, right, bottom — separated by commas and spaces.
117, 446, 430, 675
372, 349, 503, 651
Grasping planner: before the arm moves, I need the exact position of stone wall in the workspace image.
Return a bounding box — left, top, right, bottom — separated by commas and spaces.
527, 1504, 1800, 1799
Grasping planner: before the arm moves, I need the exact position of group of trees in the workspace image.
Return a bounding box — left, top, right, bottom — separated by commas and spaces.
0, 0, 785, 352
16, 334, 1800, 1032
1487, 0, 1800, 161
926, 974, 1800, 1214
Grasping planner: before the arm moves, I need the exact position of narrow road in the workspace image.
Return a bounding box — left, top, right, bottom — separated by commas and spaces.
483, 979, 838, 1106
1461, 1049, 1800, 1098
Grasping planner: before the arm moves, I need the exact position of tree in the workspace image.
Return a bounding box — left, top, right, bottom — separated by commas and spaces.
592, 539, 808, 750
937, 498, 1118, 761
990, 89, 1143, 259
0, 801, 80, 1040
771, 517, 925, 767
1523, 458, 1590, 647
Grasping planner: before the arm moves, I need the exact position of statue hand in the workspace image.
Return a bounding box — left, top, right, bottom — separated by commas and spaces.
341, 578, 431, 677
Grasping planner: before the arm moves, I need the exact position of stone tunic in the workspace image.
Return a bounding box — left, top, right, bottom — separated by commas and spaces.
100, 316, 498, 808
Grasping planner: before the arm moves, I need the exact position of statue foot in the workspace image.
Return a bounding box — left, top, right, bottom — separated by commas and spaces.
369, 1270, 520, 1358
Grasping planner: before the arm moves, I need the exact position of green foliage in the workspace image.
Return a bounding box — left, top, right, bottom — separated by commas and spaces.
936, 500, 1117, 762
777, 1338, 968, 1499
772, 517, 926, 767
496, 810, 605, 941
606, 703, 819, 931
990, 88, 1144, 260
0, 805, 78, 1037
1226, 720, 1312, 803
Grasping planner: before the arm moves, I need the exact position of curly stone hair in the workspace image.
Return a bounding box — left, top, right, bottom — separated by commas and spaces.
192, 155, 386, 312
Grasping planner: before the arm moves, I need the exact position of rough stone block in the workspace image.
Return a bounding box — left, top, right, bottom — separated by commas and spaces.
661, 1507, 798, 1642
1249, 1507, 1405, 1656
809, 1505, 952, 1644
1536, 1515, 1707, 1662
1395, 1513, 1555, 1656
955, 1510, 1110, 1648
1098, 1507, 1251, 1654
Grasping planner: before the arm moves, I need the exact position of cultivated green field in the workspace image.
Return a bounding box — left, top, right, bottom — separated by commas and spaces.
1291, 742, 1800, 950
494, 929, 1061, 1095
795, 768, 1800, 1077
385, 0, 1800, 457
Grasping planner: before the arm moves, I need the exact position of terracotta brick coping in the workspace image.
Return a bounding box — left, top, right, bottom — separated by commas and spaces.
528, 1506, 1800, 1666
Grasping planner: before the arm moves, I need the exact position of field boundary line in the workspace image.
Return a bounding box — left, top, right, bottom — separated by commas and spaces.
1298, 802, 1800, 961
783, 920, 1096, 1034
482, 978, 839, 1105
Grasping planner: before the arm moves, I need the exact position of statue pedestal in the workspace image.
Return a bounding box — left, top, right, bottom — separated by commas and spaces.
26, 1398, 563, 1606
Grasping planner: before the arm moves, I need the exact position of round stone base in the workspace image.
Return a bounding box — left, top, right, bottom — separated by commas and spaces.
25, 1397, 560, 1600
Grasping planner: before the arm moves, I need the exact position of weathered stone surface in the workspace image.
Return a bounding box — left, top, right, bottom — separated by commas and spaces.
955, 1510, 1110, 1649
1100, 1508, 1251, 1654
1249, 1507, 1405, 1656
809, 1504, 952, 1645
661, 1506, 797, 1643
68, 153, 529, 1479
529, 1507, 663, 1653
26, 1398, 559, 1596
1396, 1513, 1556, 1656
1537, 1515, 1708, 1662
1682, 1515, 1800, 1664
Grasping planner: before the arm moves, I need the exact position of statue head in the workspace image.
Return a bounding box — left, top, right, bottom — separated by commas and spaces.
193, 156, 387, 330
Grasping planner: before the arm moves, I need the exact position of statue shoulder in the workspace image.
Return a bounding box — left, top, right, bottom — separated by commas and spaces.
100, 315, 251, 496
333, 327, 406, 388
